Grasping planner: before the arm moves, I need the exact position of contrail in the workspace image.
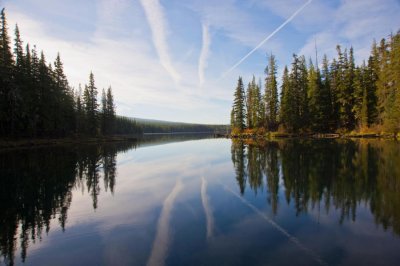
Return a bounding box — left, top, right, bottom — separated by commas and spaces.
147, 180, 183, 266
201, 176, 215, 239
198, 23, 211, 87
222, 184, 328, 266
220, 0, 313, 79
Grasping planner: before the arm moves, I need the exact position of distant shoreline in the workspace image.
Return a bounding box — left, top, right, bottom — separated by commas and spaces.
228, 132, 399, 140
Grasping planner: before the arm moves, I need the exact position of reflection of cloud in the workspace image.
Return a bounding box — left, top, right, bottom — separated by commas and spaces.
198, 23, 211, 87
139, 0, 181, 84
201, 176, 215, 238
147, 180, 183, 266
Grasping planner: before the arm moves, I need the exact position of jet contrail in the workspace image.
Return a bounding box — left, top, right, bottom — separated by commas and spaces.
220, 0, 313, 79
147, 180, 183, 266
201, 176, 215, 239
222, 183, 328, 266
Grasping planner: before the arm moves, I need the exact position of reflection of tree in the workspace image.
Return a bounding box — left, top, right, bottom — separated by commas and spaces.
247, 144, 263, 194
0, 142, 135, 266
230, 139, 400, 236
263, 142, 280, 215
231, 141, 247, 194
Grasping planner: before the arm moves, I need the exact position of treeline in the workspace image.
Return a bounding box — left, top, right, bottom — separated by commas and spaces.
135, 118, 228, 134
0, 9, 141, 138
231, 31, 400, 135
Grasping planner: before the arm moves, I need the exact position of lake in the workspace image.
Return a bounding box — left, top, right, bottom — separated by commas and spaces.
1, 135, 400, 266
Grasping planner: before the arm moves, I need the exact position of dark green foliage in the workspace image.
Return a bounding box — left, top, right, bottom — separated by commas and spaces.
83, 72, 98, 136
265, 54, 279, 130
0, 10, 138, 139
279, 66, 293, 131
231, 77, 246, 131
135, 118, 226, 134
114, 116, 142, 135
286, 54, 309, 132
245, 76, 263, 129
231, 31, 400, 134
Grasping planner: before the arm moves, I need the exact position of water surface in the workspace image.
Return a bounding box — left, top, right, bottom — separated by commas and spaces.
1, 136, 400, 265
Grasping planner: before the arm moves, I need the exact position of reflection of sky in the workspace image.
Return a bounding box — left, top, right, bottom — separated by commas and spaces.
17, 139, 400, 266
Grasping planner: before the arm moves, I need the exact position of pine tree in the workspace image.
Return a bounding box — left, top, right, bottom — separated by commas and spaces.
265, 54, 278, 131
353, 63, 369, 128
0, 8, 16, 136
106, 86, 116, 134
320, 55, 333, 131
84, 72, 99, 135
101, 88, 107, 135
75, 84, 85, 135
366, 55, 378, 125
280, 66, 293, 131
383, 32, 400, 135
307, 59, 325, 131
288, 54, 308, 132
246, 81, 253, 129
232, 77, 246, 131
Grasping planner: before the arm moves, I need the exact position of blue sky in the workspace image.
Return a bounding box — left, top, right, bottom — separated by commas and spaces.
3, 0, 400, 124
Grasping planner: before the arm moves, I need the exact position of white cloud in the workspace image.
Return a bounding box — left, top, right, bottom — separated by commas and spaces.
198, 23, 211, 87
139, 0, 181, 84
298, 0, 400, 64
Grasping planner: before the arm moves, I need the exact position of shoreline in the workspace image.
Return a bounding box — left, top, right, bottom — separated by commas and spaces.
0, 135, 139, 150
226, 132, 399, 140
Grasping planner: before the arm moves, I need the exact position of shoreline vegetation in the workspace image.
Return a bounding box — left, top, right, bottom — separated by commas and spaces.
227, 131, 399, 140
230, 29, 400, 139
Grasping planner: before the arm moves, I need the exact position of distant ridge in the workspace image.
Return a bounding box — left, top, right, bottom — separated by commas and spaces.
121, 116, 229, 134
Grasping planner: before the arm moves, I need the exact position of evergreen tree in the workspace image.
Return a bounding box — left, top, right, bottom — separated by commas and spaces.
353, 63, 369, 128
383, 32, 400, 135
232, 77, 246, 131
265, 54, 278, 131
307, 59, 326, 131
280, 66, 293, 131
246, 81, 253, 129
287, 54, 308, 132
84, 72, 99, 135
106, 86, 116, 134
0, 8, 16, 136
75, 85, 85, 135
320, 55, 333, 131
366, 54, 378, 125
101, 88, 107, 135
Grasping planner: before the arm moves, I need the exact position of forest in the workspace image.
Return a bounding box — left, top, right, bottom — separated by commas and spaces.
0, 9, 141, 139
231, 31, 400, 136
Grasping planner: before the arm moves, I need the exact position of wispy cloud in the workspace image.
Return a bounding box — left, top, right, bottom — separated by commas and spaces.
220, 0, 313, 79
139, 0, 181, 84
298, 0, 400, 64
198, 23, 211, 87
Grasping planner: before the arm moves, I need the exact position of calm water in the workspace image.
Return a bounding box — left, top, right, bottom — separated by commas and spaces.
1, 136, 400, 266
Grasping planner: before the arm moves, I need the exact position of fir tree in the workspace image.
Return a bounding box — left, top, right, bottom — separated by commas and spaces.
84, 72, 99, 136
232, 77, 246, 131
265, 54, 278, 131
0, 8, 16, 136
